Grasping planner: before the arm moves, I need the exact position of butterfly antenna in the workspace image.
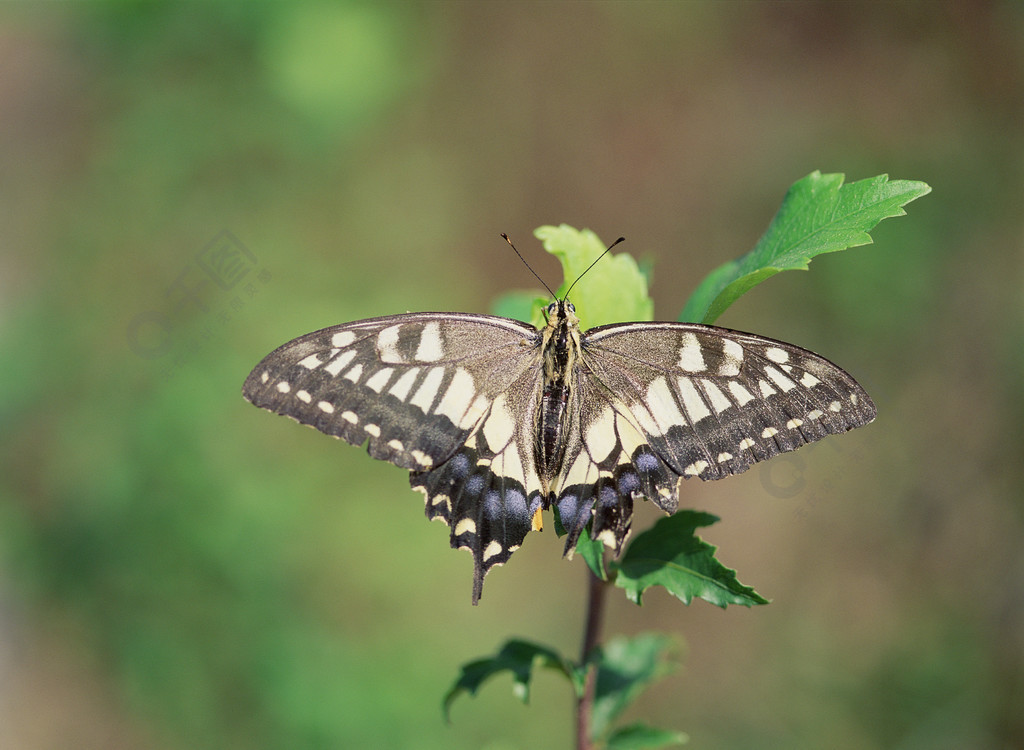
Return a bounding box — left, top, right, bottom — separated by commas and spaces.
502, 233, 557, 299
562, 236, 625, 300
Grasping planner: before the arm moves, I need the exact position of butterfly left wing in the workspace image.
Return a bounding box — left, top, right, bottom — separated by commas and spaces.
552, 321, 877, 553
242, 312, 547, 602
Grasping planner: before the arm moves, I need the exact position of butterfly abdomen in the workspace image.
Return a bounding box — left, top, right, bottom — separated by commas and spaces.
536, 380, 571, 484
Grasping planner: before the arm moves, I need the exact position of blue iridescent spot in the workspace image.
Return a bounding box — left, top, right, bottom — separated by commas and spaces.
599, 484, 618, 508
558, 493, 579, 525
449, 453, 471, 479
484, 490, 502, 519
465, 474, 485, 496
618, 471, 640, 493
635, 452, 660, 472
505, 488, 529, 526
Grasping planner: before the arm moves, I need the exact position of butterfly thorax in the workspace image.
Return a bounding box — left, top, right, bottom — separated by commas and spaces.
536, 300, 582, 484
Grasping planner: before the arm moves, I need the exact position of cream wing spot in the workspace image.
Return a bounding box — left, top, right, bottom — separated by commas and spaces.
762, 427, 779, 438
342, 363, 363, 383
260, 371, 269, 383
738, 437, 756, 450
684, 460, 709, 476
584, 407, 617, 463
296, 390, 312, 403
678, 332, 706, 372
414, 321, 444, 362
388, 439, 405, 452
376, 324, 403, 364
765, 346, 789, 364
765, 365, 797, 392
701, 380, 733, 415
800, 372, 821, 388
481, 395, 515, 448
364, 367, 394, 393
727, 381, 755, 406
677, 377, 712, 423
459, 394, 492, 430
483, 541, 503, 561
646, 377, 687, 435
806, 409, 824, 421
717, 452, 733, 463
829, 400, 842, 412
786, 419, 803, 429
341, 410, 358, 424
388, 367, 421, 402
719, 338, 744, 376
759, 379, 777, 398
331, 331, 356, 348
409, 366, 445, 413
324, 348, 357, 377
298, 353, 323, 369
434, 368, 476, 423
454, 518, 476, 536
318, 401, 335, 414
364, 423, 381, 438
276, 381, 291, 393
410, 450, 433, 468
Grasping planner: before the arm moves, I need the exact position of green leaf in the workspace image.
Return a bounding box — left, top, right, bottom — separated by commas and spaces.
489, 288, 548, 324
442, 639, 581, 722
575, 529, 608, 580
535, 224, 654, 329
589, 633, 679, 740
613, 512, 769, 608
551, 504, 608, 580
680, 172, 932, 324
605, 722, 688, 750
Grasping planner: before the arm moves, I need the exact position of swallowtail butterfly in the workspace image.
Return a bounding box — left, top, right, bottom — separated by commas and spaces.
243, 245, 875, 603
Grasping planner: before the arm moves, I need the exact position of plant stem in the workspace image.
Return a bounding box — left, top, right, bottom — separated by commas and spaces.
576, 563, 608, 750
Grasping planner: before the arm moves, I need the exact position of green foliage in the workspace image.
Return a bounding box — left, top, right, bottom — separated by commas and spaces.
605, 723, 688, 750
588, 633, 680, 740
612, 513, 768, 608
443, 639, 581, 721
444, 634, 685, 749
680, 172, 932, 324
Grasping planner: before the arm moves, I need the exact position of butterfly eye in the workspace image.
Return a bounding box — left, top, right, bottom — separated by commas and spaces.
547, 302, 559, 316
565, 302, 576, 314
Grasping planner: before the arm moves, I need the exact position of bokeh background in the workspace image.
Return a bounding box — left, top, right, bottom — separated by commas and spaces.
1, 2, 1022, 749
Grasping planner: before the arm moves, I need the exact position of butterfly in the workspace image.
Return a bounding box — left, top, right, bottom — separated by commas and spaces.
242, 241, 875, 603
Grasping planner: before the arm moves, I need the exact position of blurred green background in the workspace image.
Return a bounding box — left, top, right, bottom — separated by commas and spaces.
1, 2, 1022, 749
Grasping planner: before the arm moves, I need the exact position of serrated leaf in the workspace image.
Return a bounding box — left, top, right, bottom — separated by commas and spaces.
589, 633, 678, 740
605, 722, 688, 750
442, 639, 581, 722
535, 224, 654, 329
680, 172, 931, 324
613, 512, 769, 608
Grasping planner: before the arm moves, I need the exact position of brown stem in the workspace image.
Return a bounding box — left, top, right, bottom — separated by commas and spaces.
576, 563, 608, 750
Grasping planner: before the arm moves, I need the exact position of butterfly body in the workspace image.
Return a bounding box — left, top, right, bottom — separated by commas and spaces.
244, 301, 875, 603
